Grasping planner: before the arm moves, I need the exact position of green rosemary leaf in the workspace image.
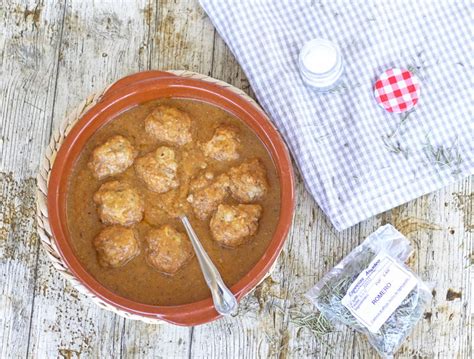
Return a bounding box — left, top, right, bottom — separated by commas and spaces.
289, 310, 334, 350
423, 135, 463, 175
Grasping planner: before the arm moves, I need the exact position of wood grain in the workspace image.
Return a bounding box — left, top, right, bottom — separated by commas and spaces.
21, 0, 150, 357
0, 0, 65, 357
0, 0, 471, 358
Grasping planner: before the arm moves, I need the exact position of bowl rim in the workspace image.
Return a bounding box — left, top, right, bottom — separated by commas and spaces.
47, 70, 295, 326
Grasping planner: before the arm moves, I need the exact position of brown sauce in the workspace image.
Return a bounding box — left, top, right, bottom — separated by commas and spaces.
66, 99, 281, 306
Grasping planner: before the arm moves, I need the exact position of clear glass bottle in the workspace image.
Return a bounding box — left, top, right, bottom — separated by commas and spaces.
298, 38, 344, 91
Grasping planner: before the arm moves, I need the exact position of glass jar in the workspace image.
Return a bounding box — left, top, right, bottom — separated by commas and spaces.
298, 38, 344, 91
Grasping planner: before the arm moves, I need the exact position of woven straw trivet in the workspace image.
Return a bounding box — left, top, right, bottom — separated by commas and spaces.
36, 70, 274, 324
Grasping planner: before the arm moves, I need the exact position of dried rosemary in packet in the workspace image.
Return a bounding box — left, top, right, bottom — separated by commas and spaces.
306, 224, 431, 358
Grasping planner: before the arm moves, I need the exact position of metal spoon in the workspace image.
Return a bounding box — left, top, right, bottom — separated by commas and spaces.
179, 215, 238, 316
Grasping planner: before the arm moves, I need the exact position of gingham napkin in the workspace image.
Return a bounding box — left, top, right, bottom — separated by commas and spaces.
200, 0, 473, 230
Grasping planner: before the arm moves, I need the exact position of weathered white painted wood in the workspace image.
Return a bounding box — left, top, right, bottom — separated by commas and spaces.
49, 0, 152, 132
190, 15, 377, 359
182, 12, 273, 359
0, 1, 65, 357
395, 180, 472, 358
25, 1, 151, 357
120, 1, 216, 356
150, 0, 215, 74
0, 0, 471, 358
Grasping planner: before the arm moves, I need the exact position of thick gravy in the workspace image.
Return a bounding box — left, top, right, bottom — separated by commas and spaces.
66, 98, 281, 306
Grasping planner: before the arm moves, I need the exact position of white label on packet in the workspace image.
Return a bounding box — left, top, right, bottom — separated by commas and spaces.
341, 251, 417, 333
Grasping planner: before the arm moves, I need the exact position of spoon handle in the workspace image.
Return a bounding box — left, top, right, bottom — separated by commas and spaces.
180, 215, 238, 316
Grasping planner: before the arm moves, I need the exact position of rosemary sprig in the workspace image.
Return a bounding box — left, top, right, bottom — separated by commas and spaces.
407, 64, 422, 80
289, 310, 334, 350
290, 310, 333, 337
407, 49, 439, 80
407, 50, 425, 78
382, 137, 409, 158
328, 81, 361, 94
381, 109, 414, 158
423, 135, 463, 175
261, 332, 289, 358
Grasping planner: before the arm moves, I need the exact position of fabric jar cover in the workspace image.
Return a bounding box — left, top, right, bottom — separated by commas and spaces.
374, 68, 420, 113
199, 0, 473, 230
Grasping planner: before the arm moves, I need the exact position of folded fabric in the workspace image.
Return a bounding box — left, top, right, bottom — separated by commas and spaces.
200, 0, 473, 230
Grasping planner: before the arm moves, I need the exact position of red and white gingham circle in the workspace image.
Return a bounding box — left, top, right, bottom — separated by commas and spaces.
374, 68, 420, 113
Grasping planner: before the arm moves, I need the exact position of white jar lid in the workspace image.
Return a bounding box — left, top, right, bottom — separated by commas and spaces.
298, 38, 344, 91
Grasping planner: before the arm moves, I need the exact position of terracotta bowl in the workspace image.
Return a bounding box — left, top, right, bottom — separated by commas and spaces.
47, 71, 295, 326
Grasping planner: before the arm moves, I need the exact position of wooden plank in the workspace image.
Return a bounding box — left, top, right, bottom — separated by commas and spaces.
25, 1, 152, 357
150, 0, 215, 73
188, 31, 277, 358
183, 14, 273, 359
189, 17, 368, 359
382, 180, 472, 358
0, 0, 66, 357
119, 2, 216, 357
210, 32, 254, 98
49, 0, 153, 132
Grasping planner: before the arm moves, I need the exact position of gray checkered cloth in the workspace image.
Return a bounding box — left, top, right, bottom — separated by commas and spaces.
200, 0, 473, 230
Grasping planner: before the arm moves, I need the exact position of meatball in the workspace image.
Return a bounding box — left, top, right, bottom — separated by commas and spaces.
144, 105, 192, 146
88, 135, 137, 180
210, 204, 263, 247
187, 172, 230, 220
144, 225, 194, 275
134, 146, 179, 193
93, 181, 144, 226
93, 226, 140, 268
228, 159, 268, 202
202, 125, 240, 161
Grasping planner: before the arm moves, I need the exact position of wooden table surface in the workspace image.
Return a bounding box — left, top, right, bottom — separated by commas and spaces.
1, 1, 472, 358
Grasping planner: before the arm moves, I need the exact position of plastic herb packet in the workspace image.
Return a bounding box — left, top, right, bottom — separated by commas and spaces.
306, 224, 431, 358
